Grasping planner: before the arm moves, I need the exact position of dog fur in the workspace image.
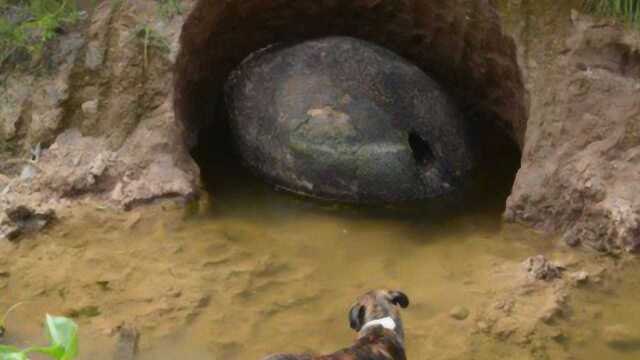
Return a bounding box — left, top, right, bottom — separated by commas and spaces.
261, 289, 410, 360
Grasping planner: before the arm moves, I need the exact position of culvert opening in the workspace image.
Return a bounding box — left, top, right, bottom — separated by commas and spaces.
176, 0, 527, 210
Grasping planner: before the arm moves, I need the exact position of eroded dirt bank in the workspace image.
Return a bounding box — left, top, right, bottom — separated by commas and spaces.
1, 0, 200, 240
1, 0, 639, 253
501, 1, 640, 253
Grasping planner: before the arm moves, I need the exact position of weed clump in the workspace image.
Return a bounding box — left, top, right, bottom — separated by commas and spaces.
157, 0, 183, 19
584, 0, 640, 26
0, 0, 82, 67
132, 23, 170, 70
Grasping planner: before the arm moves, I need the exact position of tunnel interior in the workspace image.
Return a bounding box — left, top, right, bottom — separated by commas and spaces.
177, 0, 527, 209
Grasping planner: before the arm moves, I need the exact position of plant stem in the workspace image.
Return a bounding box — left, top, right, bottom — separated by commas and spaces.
144, 25, 149, 70
0, 302, 26, 332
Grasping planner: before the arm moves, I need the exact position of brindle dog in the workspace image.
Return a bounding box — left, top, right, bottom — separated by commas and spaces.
261, 289, 410, 360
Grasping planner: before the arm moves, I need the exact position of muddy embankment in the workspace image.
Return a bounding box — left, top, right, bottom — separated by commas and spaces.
1, 0, 640, 249
501, 1, 640, 253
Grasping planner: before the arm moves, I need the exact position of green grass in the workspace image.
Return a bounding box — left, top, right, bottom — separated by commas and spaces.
0, 302, 24, 337
133, 23, 170, 70
157, 0, 184, 19
584, 0, 640, 26
0, 0, 82, 67
0, 140, 18, 155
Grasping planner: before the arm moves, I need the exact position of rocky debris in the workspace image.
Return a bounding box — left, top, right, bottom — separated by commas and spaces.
492, 317, 520, 341
449, 306, 470, 321
538, 289, 568, 324
568, 271, 590, 287
0, 74, 34, 142
476, 321, 489, 332
110, 154, 197, 210
81, 99, 99, 116
523, 255, 565, 281
0, 132, 102, 241
19, 164, 37, 181
113, 325, 140, 360
603, 324, 640, 352
0, 157, 28, 179
0, 174, 9, 192
225, 36, 473, 203
474, 256, 576, 351
34, 130, 115, 197
0, 204, 55, 241
0, 125, 195, 241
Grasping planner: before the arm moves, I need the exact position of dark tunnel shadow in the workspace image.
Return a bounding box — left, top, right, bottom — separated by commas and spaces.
178, 0, 526, 224
190, 69, 521, 226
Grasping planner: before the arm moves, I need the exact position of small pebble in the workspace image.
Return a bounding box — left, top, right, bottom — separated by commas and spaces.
82, 99, 99, 115
450, 306, 470, 320
114, 325, 139, 360
20, 164, 37, 180
569, 271, 589, 286
477, 321, 489, 331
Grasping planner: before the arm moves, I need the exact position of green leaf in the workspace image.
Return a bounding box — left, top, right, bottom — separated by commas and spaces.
0, 345, 22, 354
0, 346, 28, 360
44, 315, 78, 360
0, 353, 28, 360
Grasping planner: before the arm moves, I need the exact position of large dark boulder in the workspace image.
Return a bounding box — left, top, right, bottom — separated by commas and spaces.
224, 36, 474, 203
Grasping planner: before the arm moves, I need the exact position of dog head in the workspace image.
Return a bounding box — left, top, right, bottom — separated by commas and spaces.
348, 289, 410, 342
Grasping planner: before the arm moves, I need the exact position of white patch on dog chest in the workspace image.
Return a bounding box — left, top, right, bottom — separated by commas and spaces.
361, 317, 397, 332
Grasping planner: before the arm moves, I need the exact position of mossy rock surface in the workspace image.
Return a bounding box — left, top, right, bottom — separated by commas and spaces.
225, 36, 474, 202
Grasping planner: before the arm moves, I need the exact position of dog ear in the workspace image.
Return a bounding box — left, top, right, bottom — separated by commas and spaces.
349, 304, 365, 331
390, 291, 410, 308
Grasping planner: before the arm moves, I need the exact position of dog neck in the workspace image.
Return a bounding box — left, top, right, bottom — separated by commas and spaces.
359, 316, 405, 343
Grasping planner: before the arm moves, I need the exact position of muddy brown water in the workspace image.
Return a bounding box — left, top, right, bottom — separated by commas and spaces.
1, 164, 640, 360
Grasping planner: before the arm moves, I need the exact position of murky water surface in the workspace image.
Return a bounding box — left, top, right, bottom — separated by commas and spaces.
0, 165, 639, 360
